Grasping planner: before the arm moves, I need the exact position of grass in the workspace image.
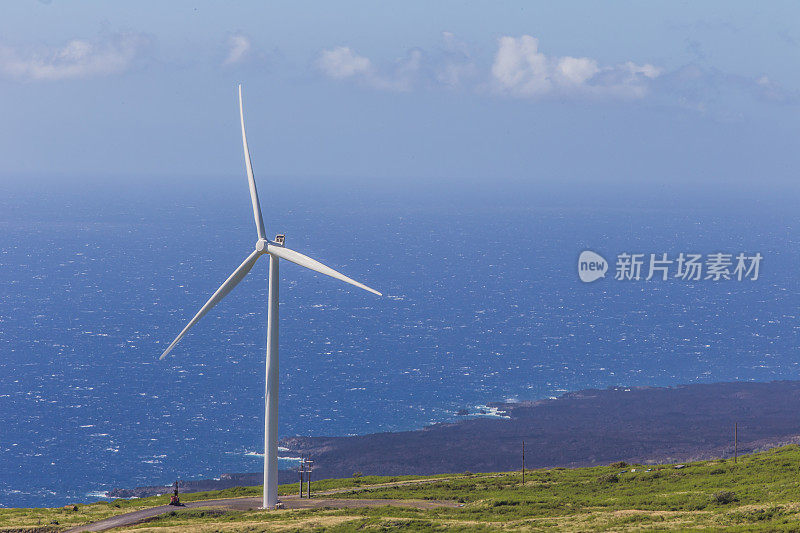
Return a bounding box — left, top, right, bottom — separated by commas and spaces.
275, 473, 455, 496
5, 446, 800, 531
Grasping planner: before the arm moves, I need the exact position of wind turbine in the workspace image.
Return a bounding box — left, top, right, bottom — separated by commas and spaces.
159, 85, 381, 509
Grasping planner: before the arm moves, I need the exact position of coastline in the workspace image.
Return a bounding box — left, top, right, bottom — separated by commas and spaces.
106, 379, 800, 499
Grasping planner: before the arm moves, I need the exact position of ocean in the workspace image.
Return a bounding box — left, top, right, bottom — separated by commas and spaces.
1, 176, 798, 508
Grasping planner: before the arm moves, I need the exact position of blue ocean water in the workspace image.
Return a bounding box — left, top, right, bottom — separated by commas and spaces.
0, 178, 798, 507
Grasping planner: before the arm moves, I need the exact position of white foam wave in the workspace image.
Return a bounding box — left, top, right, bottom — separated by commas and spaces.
243, 450, 302, 463
467, 404, 511, 419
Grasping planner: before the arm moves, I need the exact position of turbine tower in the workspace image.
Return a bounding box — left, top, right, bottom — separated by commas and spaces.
159, 85, 381, 509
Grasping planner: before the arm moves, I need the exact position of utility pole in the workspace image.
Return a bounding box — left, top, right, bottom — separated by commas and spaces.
522, 441, 525, 486
299, 457, 304, 498
306, 458, 313, 498
734, 422, 738, 464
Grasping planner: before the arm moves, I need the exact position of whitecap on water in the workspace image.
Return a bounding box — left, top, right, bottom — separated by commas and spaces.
467, 404, 511, 419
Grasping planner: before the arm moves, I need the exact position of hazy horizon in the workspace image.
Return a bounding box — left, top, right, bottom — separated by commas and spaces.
2, 2, 799, 189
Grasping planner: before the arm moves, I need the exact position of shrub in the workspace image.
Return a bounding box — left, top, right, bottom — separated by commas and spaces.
492, 499, 521, 507
712, 491, 737, 504
599, 473, 619, 483
610, 461, 628, 468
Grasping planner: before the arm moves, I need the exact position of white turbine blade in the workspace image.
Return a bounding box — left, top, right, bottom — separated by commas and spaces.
268, 244, 381, 296
238, 84, 267, 241
159, 250, 261, 360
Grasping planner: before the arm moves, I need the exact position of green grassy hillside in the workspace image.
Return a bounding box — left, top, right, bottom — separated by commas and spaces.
6, 446, 800, 531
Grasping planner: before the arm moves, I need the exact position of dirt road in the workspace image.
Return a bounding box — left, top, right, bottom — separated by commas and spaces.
64, 488, 460, 532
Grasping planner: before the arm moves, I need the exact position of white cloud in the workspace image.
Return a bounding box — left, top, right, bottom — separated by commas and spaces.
435, 32, 478, 88
317, 46, 372, 79
491, 35, 551, 95
316, 34, 657, 99
372, 48, 422, 92
224, 34, 251, 65
316, 46, 422, 92
317, 36, 476, 93
491, 35, 661, 99
625, 61, 661, 80
0, 33, 149, 82
315, 33, 796, 109
556, 56, 599, 86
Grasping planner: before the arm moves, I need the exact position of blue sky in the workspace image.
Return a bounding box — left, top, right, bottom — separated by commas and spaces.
1, 1, 798, 191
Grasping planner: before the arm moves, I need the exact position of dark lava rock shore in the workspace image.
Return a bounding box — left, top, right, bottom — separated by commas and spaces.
108, 380, 800, 498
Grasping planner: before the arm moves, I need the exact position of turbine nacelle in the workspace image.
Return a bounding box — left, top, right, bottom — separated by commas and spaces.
257, 235, 288, 255
255, 238, 270, 253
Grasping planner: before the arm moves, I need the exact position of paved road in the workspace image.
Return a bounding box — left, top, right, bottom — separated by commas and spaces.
64, 493, 459, 532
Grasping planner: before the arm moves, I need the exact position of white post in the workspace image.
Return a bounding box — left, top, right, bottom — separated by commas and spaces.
264, 255, 279, 508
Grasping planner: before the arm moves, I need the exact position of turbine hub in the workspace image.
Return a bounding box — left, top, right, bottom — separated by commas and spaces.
256, 239, 268, 253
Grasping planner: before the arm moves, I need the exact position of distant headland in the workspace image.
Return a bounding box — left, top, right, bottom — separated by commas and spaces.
109, 380, 800, 498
